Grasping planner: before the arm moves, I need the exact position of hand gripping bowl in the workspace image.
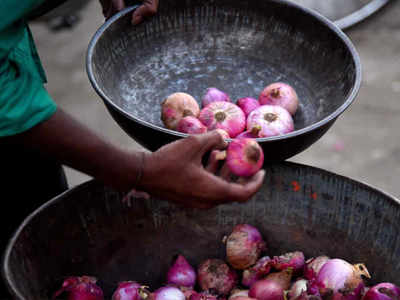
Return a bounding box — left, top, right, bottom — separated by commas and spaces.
86, 0, 361, 162
3, 162, 400, 299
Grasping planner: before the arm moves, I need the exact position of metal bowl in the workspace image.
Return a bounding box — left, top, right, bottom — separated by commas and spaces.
87, 0, 361, 161
3, 162, 400, 299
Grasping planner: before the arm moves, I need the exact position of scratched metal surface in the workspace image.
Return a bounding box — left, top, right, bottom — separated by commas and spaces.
4, 162, 400, 299
88, 0, 358, 136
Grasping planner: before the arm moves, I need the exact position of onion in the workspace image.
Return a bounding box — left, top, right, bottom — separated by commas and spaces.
180, 288, 198, 300
225, 224, 266, 269
247, 105, 294, 138
52, 276, 104, 300
363, 283, 400, 300
190, 292, 218, 300
237, 97, 260, 117
161, 93, 200, 130
199, 101, 246, 138
293, 292, 322, 300
272, 251, 305, 274
288, 279, 308, 300
226, 138, 264, 177
230, 297, 257, 300
316, 259, 370, 295
304, 256, 330, 280
202, 88, 231, 107
230, 290, 250, 299
197, 258, 237, 295
242, 256, 272, 287
152, 287, 186, 300
177, 116, 207, 134
112, 281, 149, 300
259, 82, 299, 115
167, 255, 197, 288
248, 269, 293, 300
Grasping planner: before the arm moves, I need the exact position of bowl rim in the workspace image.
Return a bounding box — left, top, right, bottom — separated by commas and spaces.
2, 161, 399, 299
86, 0, 362, 142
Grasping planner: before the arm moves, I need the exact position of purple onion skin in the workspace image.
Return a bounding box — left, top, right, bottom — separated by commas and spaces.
272, 251, 305, 274
288, 279, 308, 300
363, 283, 400, 300
153, 287, 186, 300
167, 255, 197, 288
242, 256, 272, 287
53, 276, 104, 300
304, 256, 330, 280
197, 259, 237, 296
226, 224, 266, 270
294, 292, 322, 300
112, 281, 145, 300
202, 88, 232, 107
190, 292, 218, 300
248, 269, 292, 300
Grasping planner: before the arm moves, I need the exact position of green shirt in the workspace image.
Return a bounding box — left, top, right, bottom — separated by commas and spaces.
0, 0, 57, 137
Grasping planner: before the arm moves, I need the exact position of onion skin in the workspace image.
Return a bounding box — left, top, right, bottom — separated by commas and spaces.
259, 82, 299, 115
316, 259, 370, 295
293, 292, 322, 300
247, 105, 294, 138
248, 268, 293, 300
226, 224, 266, 270
288, 279, 308, 300
161, 93, 200, 130
199, 101, 246, 138
362, 283, 400, 300
112, 281, 149, 300
197, 259, 237, 296
167, 255, 197, 288
237, 97, 260, 117
180, 288, 198, 300
226, 139, 264, 177
177, 116, 208, 134
202, 88, 231, 107
242, 256, 272, 287
230, 290, 250, 300
190, 292, 218, 300
304, 256, 330, 280
52, 276, 104, 300
272, 251, 305, 274
152, 287, 186, 300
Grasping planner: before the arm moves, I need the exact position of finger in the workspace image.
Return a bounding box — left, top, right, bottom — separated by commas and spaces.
205, 150, 226, 174
219, 163, 233, 182
230, 170, 266, 202
131, 0, 158, 25
114, 0, 125, 11
194, 131, 229, 160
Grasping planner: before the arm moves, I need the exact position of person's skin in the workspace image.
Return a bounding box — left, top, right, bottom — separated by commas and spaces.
2, 0, 265, 209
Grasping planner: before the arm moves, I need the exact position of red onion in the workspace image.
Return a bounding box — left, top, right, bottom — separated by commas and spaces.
304, 256, 330, 280
288, 279, 308, 300
180, 288, 198, 300
197, 258, 237, 295
242, 256, 272, 287
248, 268, 293, 300
247, 105, 294, 138
230, 297, 257, 300
316, 259, 370, 295
152, 287, 186, 300
225, 224, 266, 269
259, 82, 299, 115
112, 281, 149, 300
161, 92, 200, 130
230, 290, 250, 299
202, 88, 231, 107
272, 251, 305, 274
190, 292, 218, 300
293, 292, 322, 300
363, 283, 400, 300
167, 255, 197, 288
199, 101, 246, 138
226, 138, 264, 178
330, 282, 366, 300
177, 116, 207, 134
53, 276, 104, 300
237, 97, 260, 117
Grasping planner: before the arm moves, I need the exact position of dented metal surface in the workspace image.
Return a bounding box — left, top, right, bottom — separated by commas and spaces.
3, 162, 400, 299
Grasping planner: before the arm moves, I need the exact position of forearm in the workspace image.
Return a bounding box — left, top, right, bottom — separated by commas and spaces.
2, 108, 143, 191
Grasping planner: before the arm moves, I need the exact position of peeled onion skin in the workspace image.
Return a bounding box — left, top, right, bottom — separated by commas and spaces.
272, 251, 305, 275
197, 259, 238, 296
316, 259, 371, 296
112, 282, 149, 300
304, 256, 330, 280
288, 279, 308, 300
230, 290, 250, 300
52, 276, 104, 300
248, 268, 293, 300
362, 283, 400, 300
226, 224, 266, 270
259, 82, 299, 116
226, 139, 264, 178
161, 92, 200, 130
242, 256, 272, 287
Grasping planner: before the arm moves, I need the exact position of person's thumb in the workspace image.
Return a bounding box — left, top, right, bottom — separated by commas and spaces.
131, 0, 158, 25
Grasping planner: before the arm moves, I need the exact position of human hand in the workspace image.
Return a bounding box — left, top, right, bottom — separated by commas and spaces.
137, 131, 265, 209
99, 0, 158, 24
